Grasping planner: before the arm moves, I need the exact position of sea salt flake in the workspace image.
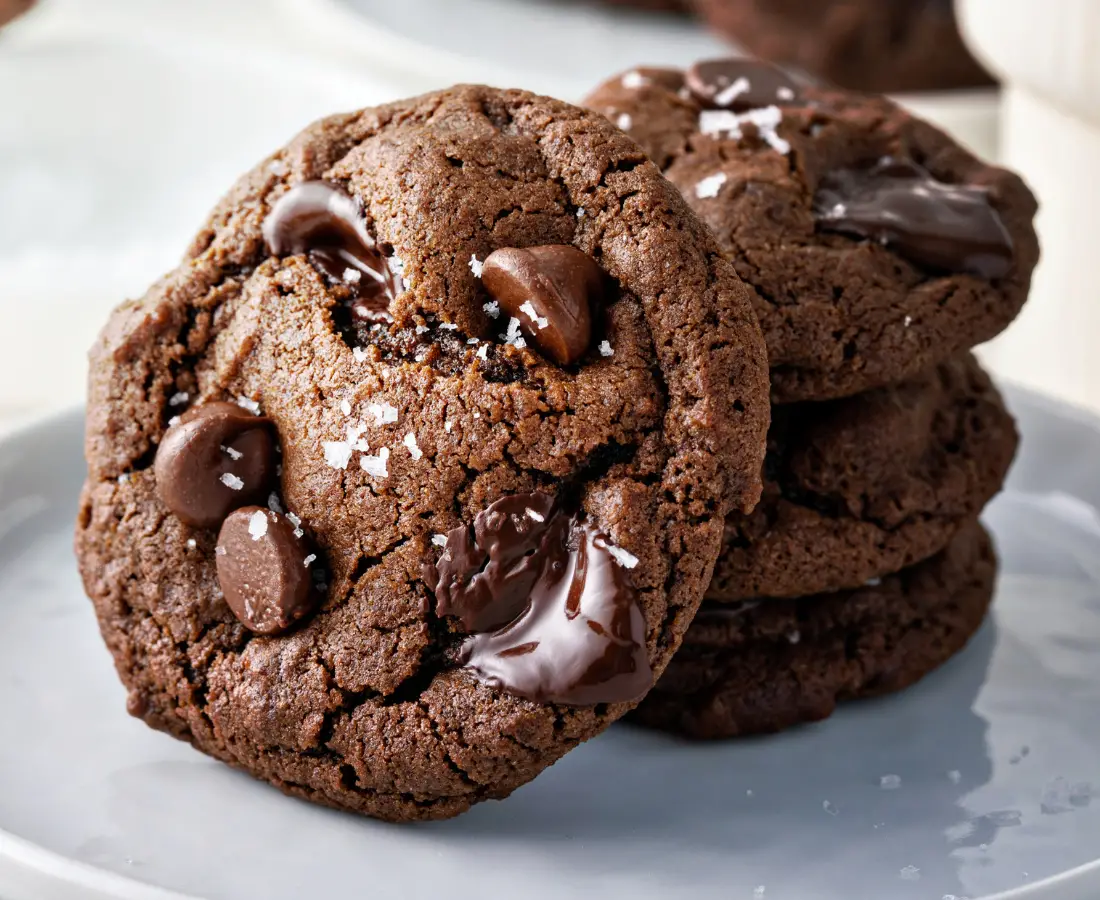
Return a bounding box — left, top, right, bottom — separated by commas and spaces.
168, 391, 189, 407
403, 432, 423, 460
616, 113, 633, 131
267, 493, 283, 513
303, 554, 317, 568
186, 538, 197, 549
343, 267, 362, 284
369, 402, 399, 425
900, 866, 921, 882
467, 337, 480, 345
222, 445, 243, 461
118, 473, 131, 484
604, 543, 639, 569
904, 315, 913, 328
519, 300, 549, 329
503, 317, 527, 348
248, 510, 269, 540
236, 396, 261, 415
699, 105, 790, 155
340, 399, 353, 416
286, 512, 304, 538
476, 345, 489, 360
880, 774, 902, 790
220, 473, 245, 491
777, 86, 796, 101
695, 172, 728, 199
445, 420, 454, 433
483, 301, 500, 318
598, 340, 614, 357
469, 254, 485, 278
215, 545, 226, 556
431, 534, 449, 548
714, 76, 750, 107
361, 447, 390, 478
439, 322, 459, 331
268, 159, 289, 176
526, 508, 546, 523
168, 416, 181, 427
322, 441, 353, 470
576, 208, 586, 218
621, 70, 650, 89
786, 630, 801, 645
352, 346, 369, 363
416, 325, 429, 334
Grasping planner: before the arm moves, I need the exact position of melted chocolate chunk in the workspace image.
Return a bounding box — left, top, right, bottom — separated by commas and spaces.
482, 246, 602, 365
425, 492, 652, 706
153, 401, 276, 528
263, 181, 400, 323
216, 506, 318, 635
814, 157, 1014, 279
686, 58, 804, 112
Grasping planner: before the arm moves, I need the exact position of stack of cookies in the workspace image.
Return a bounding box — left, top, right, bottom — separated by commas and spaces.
585, 58, 1038, 738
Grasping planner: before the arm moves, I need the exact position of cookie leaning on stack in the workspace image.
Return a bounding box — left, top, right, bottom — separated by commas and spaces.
585, 58, 1039, 736
75, 85, 772, 820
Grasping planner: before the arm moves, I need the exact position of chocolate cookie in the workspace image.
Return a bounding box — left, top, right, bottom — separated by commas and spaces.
585, 60, 1039, 402
712, 353, 1016, 601
632, 520, 996, 739
0, 0, 33, 27
75, 85, 770, 822
690, 0, 994, 94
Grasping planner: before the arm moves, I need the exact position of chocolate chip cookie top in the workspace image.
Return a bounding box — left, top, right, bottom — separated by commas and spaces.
585, 61, 1040, 402
77, 85, 770, 821
712, 354, 1016, 601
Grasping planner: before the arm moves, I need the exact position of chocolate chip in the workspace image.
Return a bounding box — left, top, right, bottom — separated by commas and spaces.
814, 156, 1014, 279
154, 401, 276, 528
481, 246, 602, 365
424, 492, 652, 706
263, 180, 400, 324
686, 58, 803, 112
216, 506, 318, 635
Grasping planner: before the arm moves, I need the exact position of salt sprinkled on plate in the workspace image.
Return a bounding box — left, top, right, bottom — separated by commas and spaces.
621, 70, 650, 89
222, 445, 243, 461
168, 391, 189, 407
823, 800, 838, 815
616, 113, 633, 131
248, 509, 269, 540
880, 774, 902, 790
695, 172, 728, 199
403, 433, 423, 460
519, 300, 549, 330
483, 300, 500, 318
236, 396, 261, 415
220, 473, 245, 491
899, 866, 920, 882
753, 888, 766, 899
361, 447, 390, 478
598, 340, 614, 357
303, 554, 316, 568
322, 441, 353, 470
369, 402, 399, 425
469, 254, 484, 278
340, 399, 352, 416
947, 770, 962, 784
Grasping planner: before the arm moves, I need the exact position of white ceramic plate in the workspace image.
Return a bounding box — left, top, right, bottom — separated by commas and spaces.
3, 387, 1100, 900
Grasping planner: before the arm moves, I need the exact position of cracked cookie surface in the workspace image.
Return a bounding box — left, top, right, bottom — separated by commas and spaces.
711, 354, 1015, 602
75, 85, 770, 822
632, 520, 996, 739
585, 66, 1039, 402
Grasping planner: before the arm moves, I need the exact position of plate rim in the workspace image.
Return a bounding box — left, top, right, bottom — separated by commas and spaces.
2, 382, 1100, 900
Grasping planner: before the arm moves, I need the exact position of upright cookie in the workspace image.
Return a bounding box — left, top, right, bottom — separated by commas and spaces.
585, 60, 1039, 401
712, 354, 1016, 601
633, 521, 996, 739
0, 0, 33, 27
690, 0, 994, 94
75, 86, 770, 822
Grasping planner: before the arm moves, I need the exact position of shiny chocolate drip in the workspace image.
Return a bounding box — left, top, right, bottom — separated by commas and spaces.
262, 180, 400, 323
425, 492, 652, 706
814, 157, 1014, 279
